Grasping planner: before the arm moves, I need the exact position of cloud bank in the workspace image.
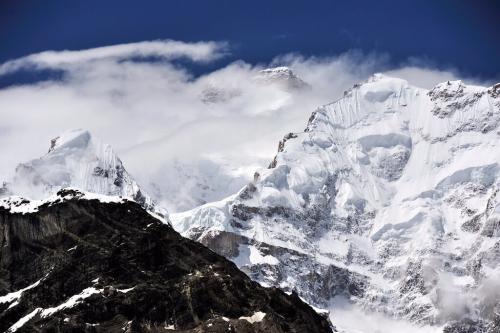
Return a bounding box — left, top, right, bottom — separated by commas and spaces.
0, 40, 227, 75
0, 39, 486, 211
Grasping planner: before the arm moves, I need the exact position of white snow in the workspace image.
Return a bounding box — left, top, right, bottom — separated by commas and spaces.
40, 287, 102, 318
0, 186, 169, 226
233, 245, 279, 267
6, 286, 104, 331
7, 308, 42, 332
117, 287, 135, 293
0, 278, 42, 305
239, 311, 266, 323
0, 188, 126, 214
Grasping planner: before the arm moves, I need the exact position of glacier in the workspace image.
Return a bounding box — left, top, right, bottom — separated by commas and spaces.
171, 74, 500, 332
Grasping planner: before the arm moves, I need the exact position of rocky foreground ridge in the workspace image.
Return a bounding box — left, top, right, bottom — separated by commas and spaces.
0, 189, 332, 333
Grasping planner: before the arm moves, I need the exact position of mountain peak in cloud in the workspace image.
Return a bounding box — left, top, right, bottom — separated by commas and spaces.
3, 129, 166, 218
199, 65, 310, 105
256, 66, 310, 91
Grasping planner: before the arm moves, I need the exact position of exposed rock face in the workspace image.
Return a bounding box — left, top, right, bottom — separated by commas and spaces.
172, 74, 500, 331
0, 189, 333, 333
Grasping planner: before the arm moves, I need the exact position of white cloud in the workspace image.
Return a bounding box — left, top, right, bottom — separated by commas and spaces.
0, 40, 227, 75
329, 297, 441, 333
0, 41, 487, 211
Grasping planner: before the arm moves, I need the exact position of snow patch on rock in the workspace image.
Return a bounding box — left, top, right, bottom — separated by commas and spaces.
239, 311, 266, 323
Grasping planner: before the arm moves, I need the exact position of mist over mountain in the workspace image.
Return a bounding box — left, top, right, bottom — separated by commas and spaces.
0, 42, 477, 213
1, 27, 499, 332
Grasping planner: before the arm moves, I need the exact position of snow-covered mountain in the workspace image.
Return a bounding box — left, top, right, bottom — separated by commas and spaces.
171, 74, 500, 332
1, 129, 166, 218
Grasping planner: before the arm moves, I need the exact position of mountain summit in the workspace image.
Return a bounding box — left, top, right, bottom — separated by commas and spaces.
3, 129, 165, 217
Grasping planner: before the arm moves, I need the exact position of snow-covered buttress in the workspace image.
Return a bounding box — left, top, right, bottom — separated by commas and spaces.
171, 75, 500, 332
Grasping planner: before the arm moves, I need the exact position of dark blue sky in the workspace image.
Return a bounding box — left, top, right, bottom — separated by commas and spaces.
1, 0, 499, 80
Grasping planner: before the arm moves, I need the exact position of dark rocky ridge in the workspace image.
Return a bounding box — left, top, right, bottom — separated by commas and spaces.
0, 190, 333, 332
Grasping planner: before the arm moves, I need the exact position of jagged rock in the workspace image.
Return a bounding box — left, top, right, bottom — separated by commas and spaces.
0, 194, 332, 333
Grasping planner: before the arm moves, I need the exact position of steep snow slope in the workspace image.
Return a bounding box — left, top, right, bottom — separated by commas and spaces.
1, 129, 166, 217
171, 75, 500, 332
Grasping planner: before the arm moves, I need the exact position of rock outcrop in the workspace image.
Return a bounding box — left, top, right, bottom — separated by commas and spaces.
0, 189, 332, 333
